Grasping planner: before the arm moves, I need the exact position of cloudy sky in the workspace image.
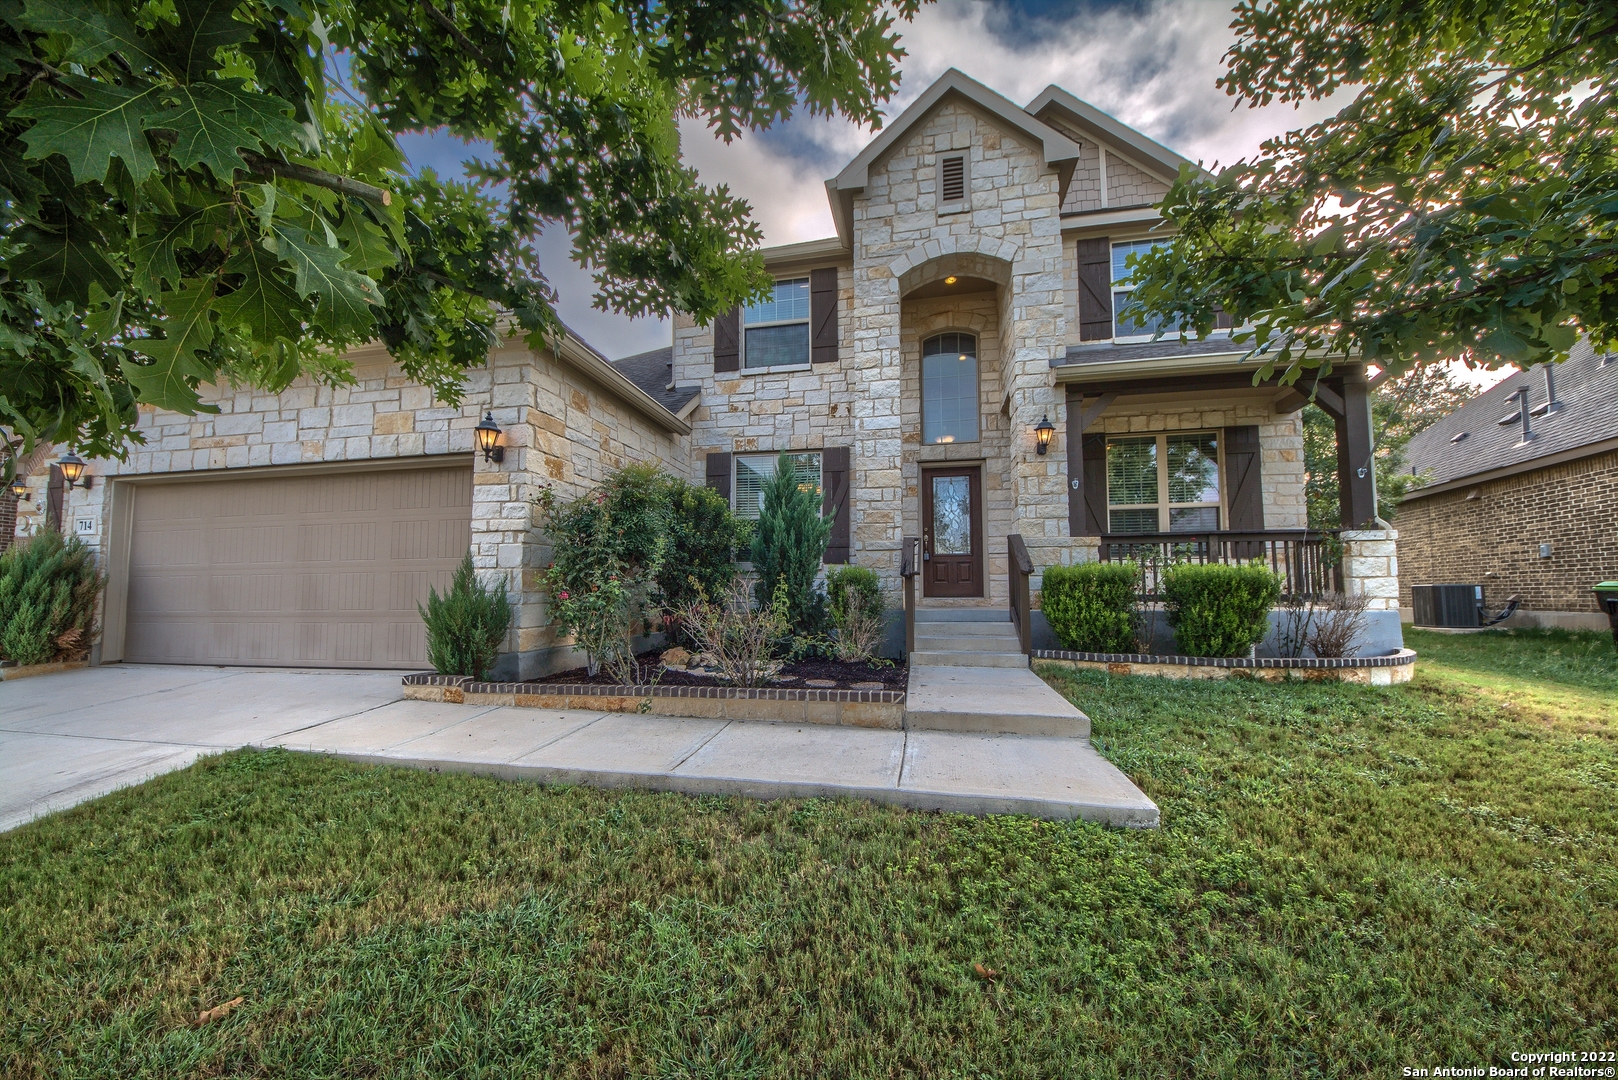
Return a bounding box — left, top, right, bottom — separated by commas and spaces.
399, 1, 1345, 361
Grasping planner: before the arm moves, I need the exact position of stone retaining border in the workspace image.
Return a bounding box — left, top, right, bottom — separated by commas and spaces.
402, 674, 907, 729
0, 660, 89, 682
1032, 648, 1417, 685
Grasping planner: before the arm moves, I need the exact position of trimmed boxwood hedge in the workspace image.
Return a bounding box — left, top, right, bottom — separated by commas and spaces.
1039, 561, 1138, 653
1162, 562, 1282, 657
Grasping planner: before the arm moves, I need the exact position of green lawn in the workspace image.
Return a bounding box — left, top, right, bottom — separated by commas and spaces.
3, 631, 1615, 1078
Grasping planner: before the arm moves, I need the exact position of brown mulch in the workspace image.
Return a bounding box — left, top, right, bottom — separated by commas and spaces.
524, 649, 908, 691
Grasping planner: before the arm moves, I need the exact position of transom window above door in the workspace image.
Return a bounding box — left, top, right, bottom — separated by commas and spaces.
1105, 432, 1221, 533
742, 278, 811, 369
921, 332, 979, 445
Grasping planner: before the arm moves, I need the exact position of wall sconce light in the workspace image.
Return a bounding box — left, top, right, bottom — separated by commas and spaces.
1034, 414, 1055, 455
8, 475, 29, 501
473, 412, 505, 463
58, 451, 91, 489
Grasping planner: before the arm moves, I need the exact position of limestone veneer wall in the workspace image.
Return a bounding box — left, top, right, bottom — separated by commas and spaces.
14, 337, 689, 678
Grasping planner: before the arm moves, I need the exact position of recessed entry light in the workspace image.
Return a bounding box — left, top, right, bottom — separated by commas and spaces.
944, 276, 957, 285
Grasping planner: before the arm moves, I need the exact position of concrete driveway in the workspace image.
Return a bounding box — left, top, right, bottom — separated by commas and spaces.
0, 664, 404, 832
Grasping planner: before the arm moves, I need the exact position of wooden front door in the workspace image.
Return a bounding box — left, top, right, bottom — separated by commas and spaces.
922, 466, 983, 598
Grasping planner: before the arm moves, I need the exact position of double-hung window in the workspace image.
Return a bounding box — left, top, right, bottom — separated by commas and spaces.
1105, 432, 1221, 533
1110, 239, 1181, 342
742, 278, 811, 369
732, 452, 822, 520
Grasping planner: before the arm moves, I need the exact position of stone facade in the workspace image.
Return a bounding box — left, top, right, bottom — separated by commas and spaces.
1395, 449, 1618, 620
12, 336, 690, 677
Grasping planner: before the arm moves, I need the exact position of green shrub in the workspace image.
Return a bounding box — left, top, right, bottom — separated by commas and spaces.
537, 465, 672, 678
1161, 561, 1282, 657
1039, 561, 1139, 653
655, 479, 744, 644
751, 452, 830, 636
826, 565, 885, 661
0, 527, 102, 666
419, 554, 512, 679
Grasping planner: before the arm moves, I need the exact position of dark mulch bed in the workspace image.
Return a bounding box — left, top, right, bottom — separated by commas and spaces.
525, 650, 908, 691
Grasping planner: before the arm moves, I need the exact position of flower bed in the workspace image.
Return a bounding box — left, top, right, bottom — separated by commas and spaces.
1032, 647, 1417, 685
529, 650, 907, 692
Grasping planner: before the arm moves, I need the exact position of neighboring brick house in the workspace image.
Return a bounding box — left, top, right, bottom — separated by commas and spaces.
12, 68, 1401, 673
1396, 341, 1618, 631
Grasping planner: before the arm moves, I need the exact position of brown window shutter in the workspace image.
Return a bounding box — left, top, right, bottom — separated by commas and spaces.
1077, 237, 1112, 341
713, 307, 739, 372
820, 446, 851, 564
1081, 433, 1107, 534
1213, 306, 1234, 330
706, 452, 732, 501
1223, 425, 1263, 531
810, 268, 839, 364
46, 464, 65, 532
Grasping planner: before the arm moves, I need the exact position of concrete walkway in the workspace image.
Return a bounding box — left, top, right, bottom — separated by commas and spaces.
2, 665, 1159, 830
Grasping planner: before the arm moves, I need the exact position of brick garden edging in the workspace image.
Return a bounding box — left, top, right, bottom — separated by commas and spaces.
402, 673, 907, 729
0, 660, 89, 681
1032, 648, 1417, 685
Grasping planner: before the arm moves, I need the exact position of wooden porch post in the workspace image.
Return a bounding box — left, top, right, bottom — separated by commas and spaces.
1335, 371, 1378, 529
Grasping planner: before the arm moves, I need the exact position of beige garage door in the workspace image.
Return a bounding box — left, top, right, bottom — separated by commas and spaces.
124, 463, 473, 668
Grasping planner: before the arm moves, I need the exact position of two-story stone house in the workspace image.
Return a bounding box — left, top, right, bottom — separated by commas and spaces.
15, 69, 1397, 677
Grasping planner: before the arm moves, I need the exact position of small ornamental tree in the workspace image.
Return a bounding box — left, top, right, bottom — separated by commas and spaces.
750, 453, 830, 636
0, 527, 102, 666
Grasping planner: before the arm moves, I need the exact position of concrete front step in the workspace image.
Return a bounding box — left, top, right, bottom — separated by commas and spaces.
913, 630, 1022, 652
910, 649, 1029, 669
904, 665, 1090, 738
914, 608, 1010, 623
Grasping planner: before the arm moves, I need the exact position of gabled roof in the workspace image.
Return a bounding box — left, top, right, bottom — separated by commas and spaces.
1025, 85, 1203, 184
609, 346, 701, 418
1403, 340, 1618, 497
826, 68, 1082, 242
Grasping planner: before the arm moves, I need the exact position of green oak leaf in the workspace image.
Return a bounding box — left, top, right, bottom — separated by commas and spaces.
269, 224, 382, 336
334, 211, 398, 274
216, 244, 306, 341
124, 281, 218, 412
0, 143, 45, 218
17, 0, 164, 69
148, 79, 310, 181
152, 0, 254, 79
8, 220, 121, 307
13, 75, 162, 183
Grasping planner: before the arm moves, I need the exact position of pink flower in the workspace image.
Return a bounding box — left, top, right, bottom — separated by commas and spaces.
558, 591, 569, 600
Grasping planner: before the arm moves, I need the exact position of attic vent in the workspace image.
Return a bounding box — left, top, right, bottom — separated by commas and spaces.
940, 155, 966, 203
1450, 431, 1468, 443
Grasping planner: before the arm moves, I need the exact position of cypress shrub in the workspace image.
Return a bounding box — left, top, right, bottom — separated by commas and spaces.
0, 527, 102, 666
1161, 561, 1282, 657
1039, 561, 1139, 653
419, 554, 512, 679
751, 453, 831, 636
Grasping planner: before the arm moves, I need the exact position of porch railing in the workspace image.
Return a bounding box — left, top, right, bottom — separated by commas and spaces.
1008, 533, 1033, 655
1098, 530, 1342, 602
900, 535, 921, 656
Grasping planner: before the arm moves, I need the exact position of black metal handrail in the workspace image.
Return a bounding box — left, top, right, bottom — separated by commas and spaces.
1008, 533, 1033, 655
900, 535, 920, 656
1098, 530, 1342, 601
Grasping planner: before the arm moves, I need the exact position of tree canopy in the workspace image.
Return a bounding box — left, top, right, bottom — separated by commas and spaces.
1126, 0, 1618, 385
0, 0, 919, 469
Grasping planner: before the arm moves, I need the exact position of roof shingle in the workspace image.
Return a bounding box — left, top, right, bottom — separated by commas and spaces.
608, 346, 700, 417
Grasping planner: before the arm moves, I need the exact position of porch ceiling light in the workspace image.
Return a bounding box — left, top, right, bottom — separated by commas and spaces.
57, 451, 90, 488
1034, 414, 1056, 455
473, 412, 505, 464
944, 276, 958, 285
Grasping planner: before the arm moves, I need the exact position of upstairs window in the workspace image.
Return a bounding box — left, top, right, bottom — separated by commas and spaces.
1105, 432, 1221, 533
742, 278, 811, 368
1110, 239, 1180, 341
938, 153, 968, 213
921, 333, 979, 445
732, 452, 822, 520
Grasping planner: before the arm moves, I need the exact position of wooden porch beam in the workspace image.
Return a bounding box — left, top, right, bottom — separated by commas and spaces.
1071, 392, 1117, 433
1274, 375, 1345, 417
1336, 371, 1379, 529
